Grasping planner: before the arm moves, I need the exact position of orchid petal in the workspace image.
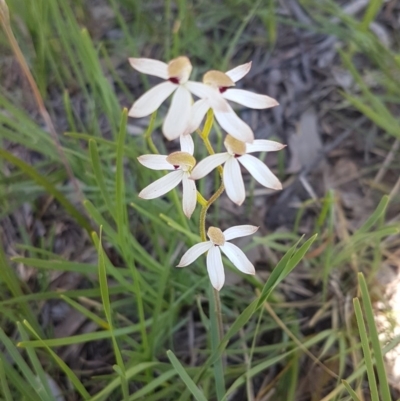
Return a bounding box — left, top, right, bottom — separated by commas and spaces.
246, 140, 286, 154
128, 58, 169, 79
206, 89, 231, 113
225, 62, 252, 82
220, 242, 255, 275
182, 174, 197, 218
129, 81, 177, 118
139, 170, 184, 199
190, 153, 230, 180
177, 241, 213, 267
137, 155, 174, 170
186, 82, 230, 113
185, 81, 217, 99
223, 89, 278, 109
185, 99, 210, 135
163, 86, 192, 140
214, 104, 254, 143
223, 157, 245, 205
238, 154, 282, 190
223, 225, 259, 241
207, 246, 225, 291
180, 134, 194, 155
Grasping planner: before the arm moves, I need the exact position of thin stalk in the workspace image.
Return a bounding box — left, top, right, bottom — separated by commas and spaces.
199, 183, 225, 241
197, 110, 226, 399
145, 111, 159, 154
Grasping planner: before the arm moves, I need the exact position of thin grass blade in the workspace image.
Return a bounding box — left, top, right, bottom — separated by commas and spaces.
167, 350, 208, 401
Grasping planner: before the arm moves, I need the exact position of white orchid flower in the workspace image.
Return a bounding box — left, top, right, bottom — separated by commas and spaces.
138, 135, 197, 218
190, 135, 285, 206
128, 56, 226, 141
177, 225, 258, 290
185, 62, 279, 143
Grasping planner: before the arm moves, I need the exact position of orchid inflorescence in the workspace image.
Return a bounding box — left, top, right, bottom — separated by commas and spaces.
130, 56, 285, 291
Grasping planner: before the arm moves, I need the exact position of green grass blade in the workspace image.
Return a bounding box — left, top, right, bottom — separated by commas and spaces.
83, 199, 118, 239
257, 234, 317, 307
89, 362, 160, 401
89, 139, 115, 220
17, 322, 151, 348
128, 369, 177, 400
360, 0, 383, 31
358, 273, 392, 401
11, 257, 98, 275
95, 228, 128, 399
17, 323, 54, 401
357, 195, 389, 233
23, 320, 91, 400
0, 246, 38, 332
60, 295, 110, 330
342, 380, 361, 401
167, 350, 208, 401
0, 148, 91, 234
221, 0, 262, 70
0, 358, 13, 401
115, 108, 128, 247
0, 352, 41, 401
353, 297, 379, 401
0, 327, 50, 400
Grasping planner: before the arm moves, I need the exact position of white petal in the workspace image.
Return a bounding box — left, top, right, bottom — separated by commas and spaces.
238, 154, 282, 190
128, 58, 169, 79
207, 246, 225, 291
214, 104, 254, 143
225, 62, 252, 82
182, 174, 197, 218
190, 153, 230, 180
129, 81, 177, 118
246, 140, 286, 154
223, 157, 245, 205
223, 225, 259, 241
139, 170, 184, 199
206, 89, 230, 113
180, 134, 194, 155
163, 86, 192, 140
177, 241, 213, 267
223, 89, 278, 109
185, 81, 217, 99
184, 99, 210, 135
186, 82, 230, 113
220, 242, 255, 275
137, 155, 174, 170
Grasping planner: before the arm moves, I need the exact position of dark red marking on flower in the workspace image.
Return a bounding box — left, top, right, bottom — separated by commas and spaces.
173, 165, 179, 169
214, 244, 220, 247
234, 154, 241, 158
169, 77, 179, 84
219, 86, 228, 93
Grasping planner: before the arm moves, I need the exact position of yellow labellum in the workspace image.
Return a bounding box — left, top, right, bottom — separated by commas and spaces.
166, 151, 196, 168
224, 135, 246, 155
203, 70, 234, 88
207, 227, 225, 246
168, 56, 192, 82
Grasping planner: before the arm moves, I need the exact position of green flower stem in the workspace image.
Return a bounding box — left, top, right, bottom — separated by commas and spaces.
197, 191, 207, 207
198, 110, 223, 177
198, 110, 226, 399
144, 111, 158, 154
199, 183, 225, 242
